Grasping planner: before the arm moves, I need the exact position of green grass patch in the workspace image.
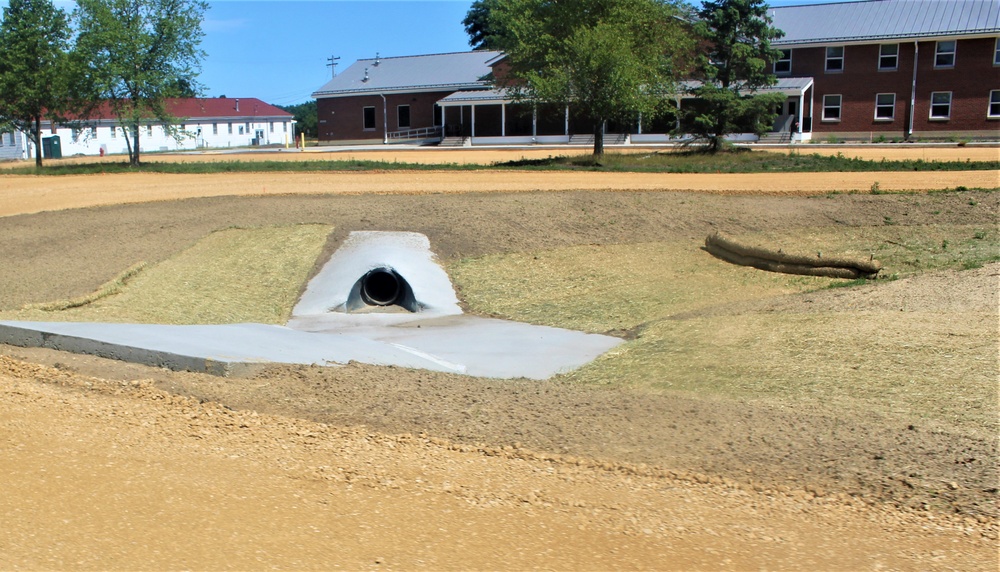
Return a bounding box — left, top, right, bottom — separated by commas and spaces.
2, 224, 332, 325
8, 149, 999, 175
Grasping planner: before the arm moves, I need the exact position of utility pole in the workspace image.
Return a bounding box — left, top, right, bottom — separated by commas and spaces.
326, 55, 341, 78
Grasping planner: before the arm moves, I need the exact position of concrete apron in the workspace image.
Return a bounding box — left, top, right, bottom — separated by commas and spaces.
0, 231, 622, 379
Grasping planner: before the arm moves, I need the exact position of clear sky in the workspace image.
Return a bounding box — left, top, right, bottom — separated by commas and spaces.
4, 0, 857, 106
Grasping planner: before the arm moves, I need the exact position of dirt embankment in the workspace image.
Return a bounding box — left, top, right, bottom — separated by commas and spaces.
0, 152, 997, 569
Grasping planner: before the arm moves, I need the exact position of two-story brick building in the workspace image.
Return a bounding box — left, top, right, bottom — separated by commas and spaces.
771, 0, 1000, 141
312, 0, 999, 145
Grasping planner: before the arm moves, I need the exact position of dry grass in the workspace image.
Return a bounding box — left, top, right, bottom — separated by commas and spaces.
3, 224, 331, 325
451, 225, 999, 435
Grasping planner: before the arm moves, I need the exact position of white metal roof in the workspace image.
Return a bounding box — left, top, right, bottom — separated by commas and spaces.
312, 51, 503, 98
771, 0, 1000, 46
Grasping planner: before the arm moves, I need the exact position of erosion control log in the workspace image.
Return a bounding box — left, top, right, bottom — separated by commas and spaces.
705, 232, 882, 279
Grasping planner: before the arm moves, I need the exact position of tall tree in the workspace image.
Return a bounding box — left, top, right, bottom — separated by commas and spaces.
74, 0, 207, 166
462, 0, 503, 51
279, 101, 317, 139
475, 0, 695, 157
682, 0, 786, 153
0, 0, 73, 168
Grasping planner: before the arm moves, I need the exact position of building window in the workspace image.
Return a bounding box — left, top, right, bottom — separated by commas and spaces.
988, 90, 1000, 118
212, 123, 218, 135
878, 44, 898, 70
822, 94, 842, 121
929, 91, 952, 119
774, 49, 791, 74
228, 122, 233, 134
935, 41, 955, 68
239, 125, 245, 135
875, 93, 895, 120
994, 38, 999, 65
269, 121, 274, 133
397, 105, 411, 129
283, 122, 288, 133
363, 106, 376, 130
146, 125, 153, 137
825, 46, 844, 72
110, 127, 116, 138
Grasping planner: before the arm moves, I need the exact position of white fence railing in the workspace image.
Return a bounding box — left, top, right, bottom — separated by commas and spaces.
387, 126, 444, 142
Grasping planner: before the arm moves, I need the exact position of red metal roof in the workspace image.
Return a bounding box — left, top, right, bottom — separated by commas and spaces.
56, 98, 292, 121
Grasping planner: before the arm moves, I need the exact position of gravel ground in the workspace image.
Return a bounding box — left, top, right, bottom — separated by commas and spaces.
0, 150, 997, 570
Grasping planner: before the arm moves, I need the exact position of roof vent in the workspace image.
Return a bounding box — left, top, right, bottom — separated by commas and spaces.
363, 67, 369, 82
235, 98, 239, 112
374, 52, 380, 66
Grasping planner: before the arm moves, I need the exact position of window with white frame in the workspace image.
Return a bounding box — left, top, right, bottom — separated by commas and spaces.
826, 46, 844, 72
146, 125, 153, 137
212, 123, 218, 135
283, 122, 288, 133
110, 126, 116, 138
774, 49, 792, 74
878, 44, 898, 70
989, 90, 1000, 118
228, 122, 233, 134
269, 121, 274, 133
397, 105, 411, 129
822, 94, 842, 121
363, 106, 376, 130
875, 93, 895, 120
935, 40, 955, 68
929, 91, 952, 119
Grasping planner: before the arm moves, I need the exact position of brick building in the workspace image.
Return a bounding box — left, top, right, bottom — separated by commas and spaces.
312, 0, 999, 145
771, 0, 1000, 141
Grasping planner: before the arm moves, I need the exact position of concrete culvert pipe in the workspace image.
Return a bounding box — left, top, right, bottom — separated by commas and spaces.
360, 267, 402, 306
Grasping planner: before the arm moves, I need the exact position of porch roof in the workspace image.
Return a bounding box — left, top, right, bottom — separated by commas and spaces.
438, 77, 815, 107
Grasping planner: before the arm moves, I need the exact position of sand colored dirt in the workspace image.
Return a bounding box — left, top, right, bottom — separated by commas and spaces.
0, 147, 997, 570
2, 168, 998, 218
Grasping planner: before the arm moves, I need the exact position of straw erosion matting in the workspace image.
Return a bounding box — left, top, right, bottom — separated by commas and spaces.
0, 179, 996, 568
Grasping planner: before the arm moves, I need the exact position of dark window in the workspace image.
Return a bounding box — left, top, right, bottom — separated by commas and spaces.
875, 93, 895, 120
826, 46, 844, 72
822, 94, 842, 121
879, 44, 898, 71
935, 41, 955, 68
990, 90, 1000, 118
363, 106, 376, 130
774, 49, 791, 74
397, 105, 411, 129
228, 122, 233, 134
930, 92, 951, 119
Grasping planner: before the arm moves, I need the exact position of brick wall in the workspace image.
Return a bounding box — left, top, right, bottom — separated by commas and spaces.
787, 37, 999, 139
317, 91, 451, 143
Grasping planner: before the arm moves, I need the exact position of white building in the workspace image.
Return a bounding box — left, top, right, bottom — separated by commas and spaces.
8, 97, 296, 160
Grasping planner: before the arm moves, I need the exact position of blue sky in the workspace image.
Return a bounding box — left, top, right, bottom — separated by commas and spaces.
7, 0, 855, 106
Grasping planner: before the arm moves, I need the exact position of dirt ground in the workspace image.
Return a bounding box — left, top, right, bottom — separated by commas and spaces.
0, 148, 997, 570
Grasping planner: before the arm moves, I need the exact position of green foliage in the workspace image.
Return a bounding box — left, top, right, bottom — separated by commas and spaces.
73, 0, 208, 166
476, 0, 695, 156
279, 100, 317, 139
681, 0, 785, 152
463, 0, 503, 50
0, 0, 73, 167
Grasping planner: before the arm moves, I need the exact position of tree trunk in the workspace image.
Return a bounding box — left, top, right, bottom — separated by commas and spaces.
33, 115, 43, 168
130, 124, 141, 166
592, 119, 605, 157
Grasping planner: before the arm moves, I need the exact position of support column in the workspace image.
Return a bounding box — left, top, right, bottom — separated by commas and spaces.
471, 104, 476, 140
532, 106, 537, 142
501, 103, 506, 137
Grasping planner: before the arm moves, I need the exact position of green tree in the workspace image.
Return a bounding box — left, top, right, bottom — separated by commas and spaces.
474, 0, 695, 157
73, 0, 208, 166
682, 0, 786, 152
279, 100, 317, 139
462, 0, 503, 51
0, 0, 73, 168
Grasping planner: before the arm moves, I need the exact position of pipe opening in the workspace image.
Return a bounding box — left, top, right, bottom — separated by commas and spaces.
360, 268, 402, 306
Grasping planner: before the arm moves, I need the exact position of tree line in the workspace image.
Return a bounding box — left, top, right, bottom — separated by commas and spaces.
464, 0, 787, 155
0, 0, 207, 167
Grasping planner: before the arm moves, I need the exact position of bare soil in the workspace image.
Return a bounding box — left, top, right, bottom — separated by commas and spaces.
0, 152, 997, 570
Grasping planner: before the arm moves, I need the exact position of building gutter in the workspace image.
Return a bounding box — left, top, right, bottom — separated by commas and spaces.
907, 41, 918, 141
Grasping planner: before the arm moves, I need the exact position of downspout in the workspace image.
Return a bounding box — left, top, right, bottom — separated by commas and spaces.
907, 41, 918, 141
379, 94, 388, 144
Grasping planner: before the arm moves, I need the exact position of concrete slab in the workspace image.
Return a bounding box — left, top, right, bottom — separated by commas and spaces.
0, 231, 623, 379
